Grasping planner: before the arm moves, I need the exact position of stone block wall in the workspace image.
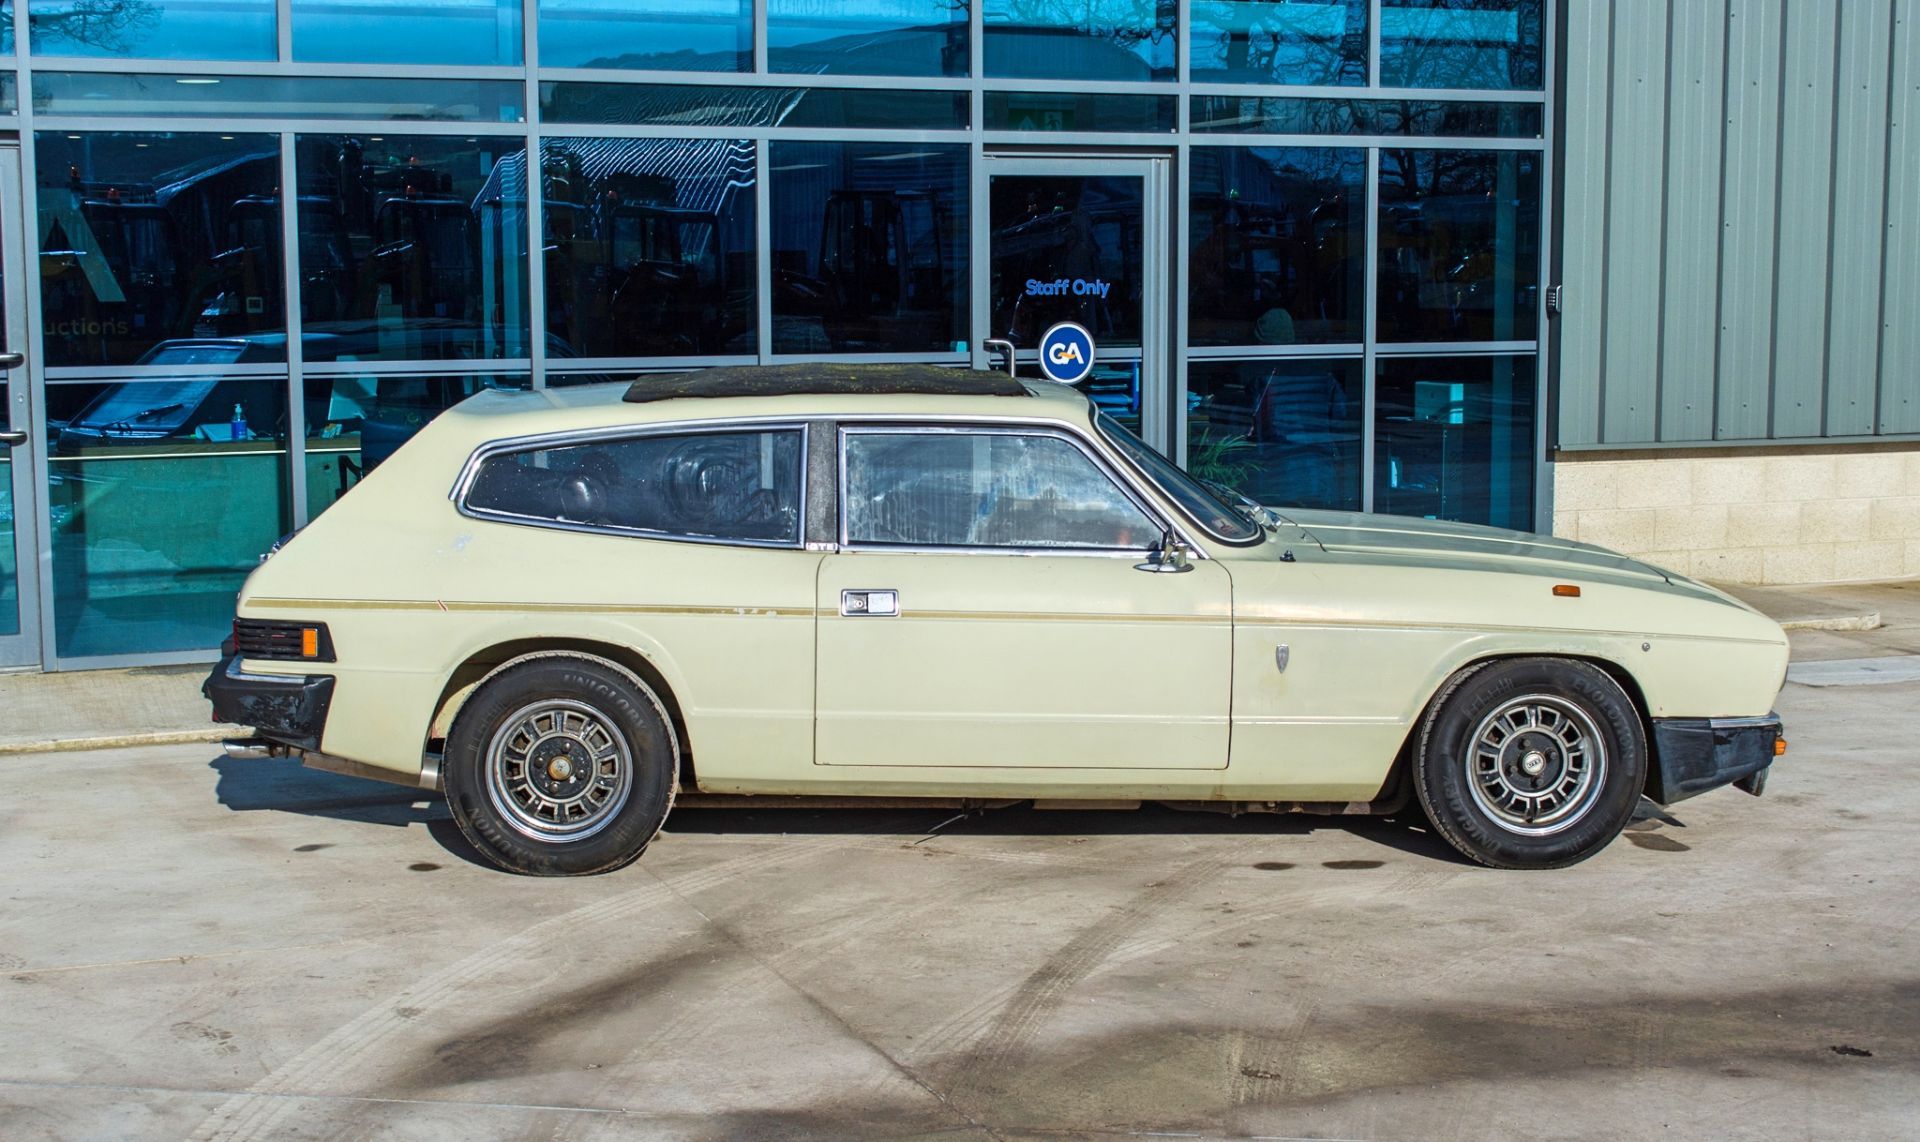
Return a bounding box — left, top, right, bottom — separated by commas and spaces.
1551, 447, 1920, 585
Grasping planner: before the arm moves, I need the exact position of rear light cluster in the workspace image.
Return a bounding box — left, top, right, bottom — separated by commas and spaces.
233, 618, 335, 663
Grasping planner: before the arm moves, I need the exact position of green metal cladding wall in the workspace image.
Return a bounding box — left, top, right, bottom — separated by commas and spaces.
1556, 0, 1920, 448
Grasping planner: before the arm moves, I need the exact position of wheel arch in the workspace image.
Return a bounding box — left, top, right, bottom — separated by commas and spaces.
428, 638, 696, 790
1380, 650, 1656, 800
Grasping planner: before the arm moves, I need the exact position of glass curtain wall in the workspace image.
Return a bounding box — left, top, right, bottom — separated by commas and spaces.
1184, 0, 1545, 530
1, 0, 1548, 665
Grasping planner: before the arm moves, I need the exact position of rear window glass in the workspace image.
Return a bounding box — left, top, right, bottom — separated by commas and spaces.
464, 428, 804, 546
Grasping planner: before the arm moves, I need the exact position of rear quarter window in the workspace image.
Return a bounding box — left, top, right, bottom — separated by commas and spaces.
462, 427, 804, 546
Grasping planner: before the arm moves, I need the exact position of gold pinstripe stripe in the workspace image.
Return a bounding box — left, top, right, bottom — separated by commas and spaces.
896, 609, 1226, 624
247, 597, 1226, 623
248, 598, 812, 618
1233, 617, 1783, 644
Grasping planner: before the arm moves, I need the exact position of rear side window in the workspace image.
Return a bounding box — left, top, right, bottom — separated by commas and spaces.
463, 428, 804, 546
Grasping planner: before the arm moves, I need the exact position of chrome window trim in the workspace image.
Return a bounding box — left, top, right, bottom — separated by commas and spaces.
834, 421, 1194, 557
451, 418, 811, 550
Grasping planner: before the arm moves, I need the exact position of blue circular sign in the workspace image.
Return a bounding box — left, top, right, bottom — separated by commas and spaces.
1037, 321, 1096, 385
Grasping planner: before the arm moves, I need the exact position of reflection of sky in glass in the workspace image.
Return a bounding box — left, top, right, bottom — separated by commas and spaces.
540, 0, 751, 71
769, 0, 966, 77
984, 0, 1175, 81
30, 0, 275, 60
294, 0, 522, 64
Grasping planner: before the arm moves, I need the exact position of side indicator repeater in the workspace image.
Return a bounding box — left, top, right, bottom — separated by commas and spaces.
1552, 584, 1581, 598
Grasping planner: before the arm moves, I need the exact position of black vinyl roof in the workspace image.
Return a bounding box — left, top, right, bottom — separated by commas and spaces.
623, 362, 1029, 403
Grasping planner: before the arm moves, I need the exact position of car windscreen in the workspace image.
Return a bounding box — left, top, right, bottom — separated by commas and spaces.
72, 379, 220, 432
138, 344, 247, 367
1093, 411, 1262, 543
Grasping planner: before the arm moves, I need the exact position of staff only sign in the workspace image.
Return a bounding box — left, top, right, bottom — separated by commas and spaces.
1038, 321, 1096, 385
1025, 276, 1112, 298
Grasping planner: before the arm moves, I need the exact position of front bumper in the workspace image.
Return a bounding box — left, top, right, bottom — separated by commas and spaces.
203, 654, 335, 753
1648, 713, 1783, 805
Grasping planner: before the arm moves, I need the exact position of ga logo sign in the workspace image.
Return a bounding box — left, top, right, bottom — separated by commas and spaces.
1037, 321, 1096, 385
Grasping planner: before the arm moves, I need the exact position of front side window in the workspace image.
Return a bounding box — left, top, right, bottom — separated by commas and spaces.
464, 428, 804, 546
843, 430, 1157, 550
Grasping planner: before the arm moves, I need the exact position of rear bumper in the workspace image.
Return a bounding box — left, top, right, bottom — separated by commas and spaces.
1648, 713, 1783, 805
202, 654, 335, 753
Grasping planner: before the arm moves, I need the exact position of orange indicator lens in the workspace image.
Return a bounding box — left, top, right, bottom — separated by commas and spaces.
301, 627, 320, 658
1775, 738, 1788, 757
1552, 584, 1581, 598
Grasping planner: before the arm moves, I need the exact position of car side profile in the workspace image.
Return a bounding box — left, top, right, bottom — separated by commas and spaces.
206, 364, 1789, 876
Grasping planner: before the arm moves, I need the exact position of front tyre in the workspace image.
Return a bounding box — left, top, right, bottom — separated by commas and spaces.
1413, 658, 1646, 869
445, 656, 677, 876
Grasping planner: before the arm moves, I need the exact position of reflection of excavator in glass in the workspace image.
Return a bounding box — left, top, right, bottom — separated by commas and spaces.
181, 194, 284, 339
287, 141, 522, 355
361, 179, 476, 327
549, 165, 741, 356
40, 153, 290, 367
816, 189, 949, 351
40, 187, 183, 365
544, 163, 744, 356
609, 203, 732, 354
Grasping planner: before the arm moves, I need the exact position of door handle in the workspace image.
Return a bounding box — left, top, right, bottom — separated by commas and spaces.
0, 352, 22, 370
840, 589, 898, 617
0, 430, 27, 447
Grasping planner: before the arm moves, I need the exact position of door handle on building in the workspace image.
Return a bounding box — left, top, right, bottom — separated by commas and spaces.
982, 339, 1016, 377
0, 430, 27, 447
0, 352, 22, 370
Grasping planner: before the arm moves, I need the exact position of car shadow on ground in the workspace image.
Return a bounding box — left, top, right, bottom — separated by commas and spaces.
208, 753, 502, 868
209, 753, 448, 828
662, 802, 1470, 864
208, 756, 1687, 871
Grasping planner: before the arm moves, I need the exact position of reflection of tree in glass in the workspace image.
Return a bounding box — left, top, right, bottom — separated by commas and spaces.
1376, 146, 1535, 341
31, 0, 160, 53
1381, 0, 1543, 90
1192, 0, 1365, 86
994, 0, 1173, 51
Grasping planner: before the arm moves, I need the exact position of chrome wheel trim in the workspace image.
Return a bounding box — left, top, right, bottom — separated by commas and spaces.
1465, 693, 1610, 837
485, 698, 634, 843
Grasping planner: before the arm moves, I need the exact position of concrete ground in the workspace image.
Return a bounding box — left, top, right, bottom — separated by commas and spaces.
2, 589, 1917, 1140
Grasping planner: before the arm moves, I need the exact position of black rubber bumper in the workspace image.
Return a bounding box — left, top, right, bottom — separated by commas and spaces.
1648, 713, 1782, 805
203, 654, 336, 753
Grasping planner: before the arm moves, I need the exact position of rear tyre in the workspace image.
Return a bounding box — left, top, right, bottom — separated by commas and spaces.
444, 656, 677, 876
1413, 658, 1645, 870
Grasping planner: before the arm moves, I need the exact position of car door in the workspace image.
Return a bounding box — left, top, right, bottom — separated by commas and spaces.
815, 423, 1232, 771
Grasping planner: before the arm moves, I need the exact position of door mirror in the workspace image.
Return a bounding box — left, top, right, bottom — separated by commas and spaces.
1135, 536, 1194, 574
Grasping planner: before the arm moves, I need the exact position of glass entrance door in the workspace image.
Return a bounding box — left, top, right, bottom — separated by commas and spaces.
977, 156, 1170, 451
0, 146, 40, 668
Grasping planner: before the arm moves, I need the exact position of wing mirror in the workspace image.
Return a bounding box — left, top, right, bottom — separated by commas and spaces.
1135, 533, 1195, 574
